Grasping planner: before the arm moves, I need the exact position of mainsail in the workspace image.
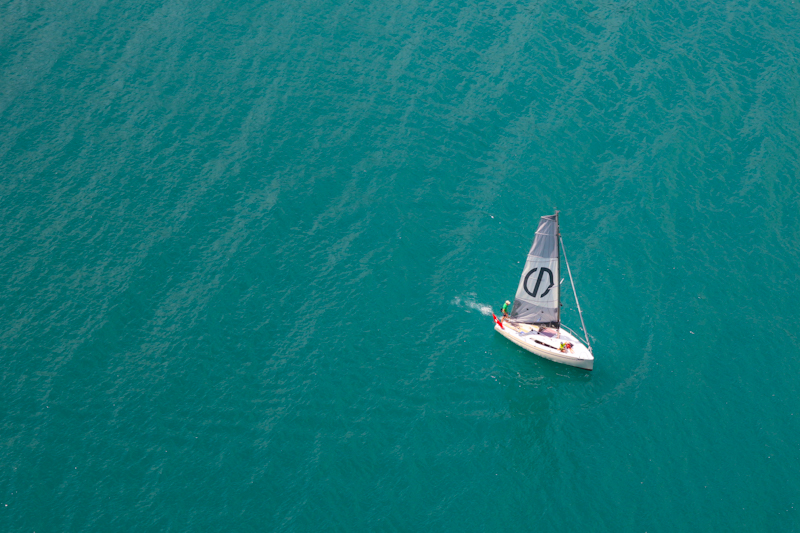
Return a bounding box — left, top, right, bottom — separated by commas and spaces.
510, 214, 560, 326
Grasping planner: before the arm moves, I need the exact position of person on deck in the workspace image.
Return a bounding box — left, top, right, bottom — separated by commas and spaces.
502, 300, 511, 320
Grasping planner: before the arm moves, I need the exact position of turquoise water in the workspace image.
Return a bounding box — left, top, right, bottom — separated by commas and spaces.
2, 0, 800, 530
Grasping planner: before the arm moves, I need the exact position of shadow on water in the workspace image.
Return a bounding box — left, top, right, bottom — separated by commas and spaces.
490, 333, 592, 417
480, 333, 596, 517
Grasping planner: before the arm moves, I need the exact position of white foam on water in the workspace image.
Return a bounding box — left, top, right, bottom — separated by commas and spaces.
452, 295, 493, 316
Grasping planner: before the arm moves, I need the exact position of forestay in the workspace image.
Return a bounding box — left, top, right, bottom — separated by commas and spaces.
510, 214, 560, 326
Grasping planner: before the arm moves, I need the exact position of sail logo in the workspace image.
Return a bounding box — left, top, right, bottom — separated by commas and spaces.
523, 268, 554, 298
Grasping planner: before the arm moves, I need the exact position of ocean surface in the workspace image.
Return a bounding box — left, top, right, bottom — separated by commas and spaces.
2, 0, 800, 530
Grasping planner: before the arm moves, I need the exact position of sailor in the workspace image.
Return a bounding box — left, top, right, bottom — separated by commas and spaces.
501, 300, 511, 320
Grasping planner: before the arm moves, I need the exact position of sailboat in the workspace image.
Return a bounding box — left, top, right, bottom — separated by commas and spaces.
493, 212, 594, 370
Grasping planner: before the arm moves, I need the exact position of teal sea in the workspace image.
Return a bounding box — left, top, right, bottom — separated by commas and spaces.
2, 0, 800, 530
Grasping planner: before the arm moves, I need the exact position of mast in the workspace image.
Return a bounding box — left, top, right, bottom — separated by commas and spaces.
560, 235, 593, 353
555, 210, 560, 328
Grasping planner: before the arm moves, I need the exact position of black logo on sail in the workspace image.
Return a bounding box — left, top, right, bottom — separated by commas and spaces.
523, 268, 554, 298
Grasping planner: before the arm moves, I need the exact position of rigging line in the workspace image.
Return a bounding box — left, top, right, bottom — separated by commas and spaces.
560, 236, 593, 354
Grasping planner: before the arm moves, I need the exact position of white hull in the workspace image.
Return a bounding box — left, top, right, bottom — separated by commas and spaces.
494, 321, 593, 370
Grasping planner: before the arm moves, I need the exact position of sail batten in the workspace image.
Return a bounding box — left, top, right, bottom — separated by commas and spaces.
510, 214, 560, 326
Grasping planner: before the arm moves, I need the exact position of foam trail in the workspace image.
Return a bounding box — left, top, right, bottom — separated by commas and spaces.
452, 295, 494, 316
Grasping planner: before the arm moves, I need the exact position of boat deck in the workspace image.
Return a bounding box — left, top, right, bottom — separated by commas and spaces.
494, 320, 593, 370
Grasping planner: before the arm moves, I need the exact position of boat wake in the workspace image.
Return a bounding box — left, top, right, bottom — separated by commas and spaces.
452, 295, 493, 316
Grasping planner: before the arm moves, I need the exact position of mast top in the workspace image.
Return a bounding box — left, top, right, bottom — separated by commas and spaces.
554, 210, 560, 235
